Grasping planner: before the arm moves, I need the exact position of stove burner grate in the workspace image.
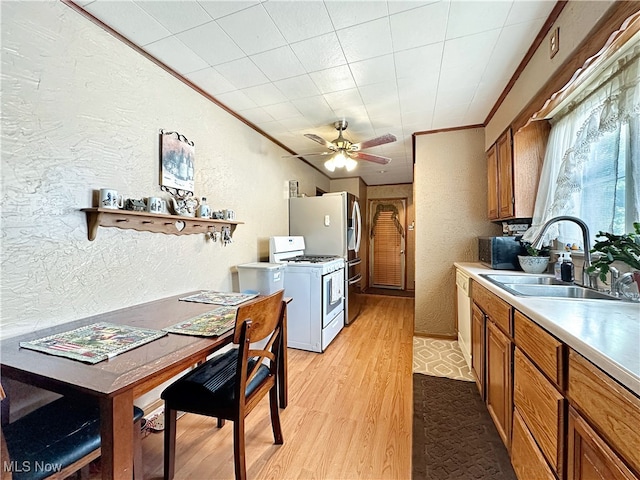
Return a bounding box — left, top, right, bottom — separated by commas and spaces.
283, 255, 340, 263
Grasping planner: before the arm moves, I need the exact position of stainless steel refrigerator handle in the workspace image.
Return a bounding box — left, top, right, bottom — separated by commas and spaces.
353, 200, 362, 254
347, 258, 362, 266
348, 273, 362, 285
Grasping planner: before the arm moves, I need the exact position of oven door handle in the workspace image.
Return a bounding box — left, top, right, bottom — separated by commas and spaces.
348, 273, 362, 285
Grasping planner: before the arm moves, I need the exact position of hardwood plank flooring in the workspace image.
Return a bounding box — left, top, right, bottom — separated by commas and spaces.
136, 295, 414, 479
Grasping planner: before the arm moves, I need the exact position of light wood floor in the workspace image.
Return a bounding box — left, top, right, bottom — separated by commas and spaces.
137, 294, 414, 479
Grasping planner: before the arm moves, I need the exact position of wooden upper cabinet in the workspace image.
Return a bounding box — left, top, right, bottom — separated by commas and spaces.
486, 121, 551, 221
487, 144, 499, 220
512, 121, 551, 218
497, 129, 514, 218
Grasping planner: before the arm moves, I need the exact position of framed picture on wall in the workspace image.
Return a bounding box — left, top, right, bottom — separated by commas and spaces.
159, 130, 195, 193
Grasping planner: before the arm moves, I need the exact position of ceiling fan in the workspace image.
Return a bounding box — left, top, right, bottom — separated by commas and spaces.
285, 120, 397, 172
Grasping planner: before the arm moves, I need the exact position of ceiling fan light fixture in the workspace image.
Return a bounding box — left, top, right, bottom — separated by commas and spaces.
324, 158, 336, 172
295, 119, 397, 172
334, 151, 347, 168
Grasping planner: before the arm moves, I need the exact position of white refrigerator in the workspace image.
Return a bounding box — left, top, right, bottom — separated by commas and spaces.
289, 192, 363, 324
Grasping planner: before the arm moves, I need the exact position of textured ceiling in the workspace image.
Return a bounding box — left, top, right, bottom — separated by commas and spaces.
75, 0, 557, 186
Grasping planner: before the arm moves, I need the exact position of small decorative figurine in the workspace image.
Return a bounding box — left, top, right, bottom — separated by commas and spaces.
124, 198, 147, 212
170, 194, 199, 217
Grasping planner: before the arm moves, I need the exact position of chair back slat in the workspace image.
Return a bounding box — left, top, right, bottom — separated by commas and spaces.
233, 291, 285, 408
233, 290, 284, 344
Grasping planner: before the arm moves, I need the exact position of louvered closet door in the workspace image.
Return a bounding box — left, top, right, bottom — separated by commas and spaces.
369, 199, 406, 289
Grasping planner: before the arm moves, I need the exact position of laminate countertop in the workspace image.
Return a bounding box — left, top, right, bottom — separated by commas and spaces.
455, 262, 640, 396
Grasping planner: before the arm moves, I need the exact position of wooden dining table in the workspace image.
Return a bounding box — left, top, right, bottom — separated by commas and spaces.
0, 292, 289, 480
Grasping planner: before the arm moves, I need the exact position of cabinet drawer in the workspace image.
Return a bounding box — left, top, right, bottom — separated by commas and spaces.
472, 282, 511, 335
514, 347, 565, 475
567, 406, 638, 480
514, 310, 564, 389
568, 350, 640, 475
512, 409, 556, 480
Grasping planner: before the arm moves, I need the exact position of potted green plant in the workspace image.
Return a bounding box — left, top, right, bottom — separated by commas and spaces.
586, 222, 640, 289
518, 242, 551, 274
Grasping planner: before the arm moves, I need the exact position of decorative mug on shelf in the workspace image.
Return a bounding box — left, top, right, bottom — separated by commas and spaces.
100, 189, 124, 209
147, 197, 167, 214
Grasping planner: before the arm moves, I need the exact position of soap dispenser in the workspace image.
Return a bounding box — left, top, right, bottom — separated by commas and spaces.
561, 254, 575, 282
554, 253, 564, 280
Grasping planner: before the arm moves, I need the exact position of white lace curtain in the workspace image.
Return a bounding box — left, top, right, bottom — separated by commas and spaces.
523, 44, 640, 248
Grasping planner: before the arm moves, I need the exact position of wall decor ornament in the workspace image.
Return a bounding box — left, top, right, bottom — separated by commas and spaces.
159, 129, 195, 195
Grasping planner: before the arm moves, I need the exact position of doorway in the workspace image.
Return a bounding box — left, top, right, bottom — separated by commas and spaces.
368, 198, 406, 290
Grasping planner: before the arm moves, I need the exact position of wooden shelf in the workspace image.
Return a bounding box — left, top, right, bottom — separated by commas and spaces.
82, 208, 243, 241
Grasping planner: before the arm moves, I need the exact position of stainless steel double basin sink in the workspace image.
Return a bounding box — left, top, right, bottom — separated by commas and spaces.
480, 274, 620, 301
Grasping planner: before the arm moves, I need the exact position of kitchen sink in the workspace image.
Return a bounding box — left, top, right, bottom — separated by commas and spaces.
481, 274, 564, 285
480, 274, 620, 301
499, 284, 618, 300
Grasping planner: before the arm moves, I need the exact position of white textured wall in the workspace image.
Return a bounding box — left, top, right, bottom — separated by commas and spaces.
0, 1, 329, 341
414, 129, 501, 336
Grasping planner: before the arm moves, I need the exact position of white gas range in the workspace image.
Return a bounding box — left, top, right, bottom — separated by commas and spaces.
270, 236, 345, 353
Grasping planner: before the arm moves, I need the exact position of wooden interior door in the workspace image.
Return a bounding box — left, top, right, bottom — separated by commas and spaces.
369, 199, 406, 289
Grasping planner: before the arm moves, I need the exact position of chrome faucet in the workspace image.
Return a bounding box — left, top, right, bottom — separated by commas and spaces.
528, 216, 596, 288
612, 271, 636, 297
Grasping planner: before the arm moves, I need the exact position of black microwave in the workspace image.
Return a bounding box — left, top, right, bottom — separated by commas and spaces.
478, 236, 523, 270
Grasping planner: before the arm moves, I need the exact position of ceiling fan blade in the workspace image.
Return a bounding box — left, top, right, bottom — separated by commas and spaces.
304, 133, 337, 150
351, 133, 397, 151
351, 151, 391, 165
282, 151, 334, 159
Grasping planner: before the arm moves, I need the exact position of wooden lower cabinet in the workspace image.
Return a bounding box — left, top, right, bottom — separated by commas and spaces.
514, 347, 565, 476
512, 409, 557, 480
485, 319, 512, 448
467, 281, 639, 480
514, 310, 564, 388
472, 282, 511, 334
567, 349, 640, 476
567, 407, 638, 480
471, 303, 485, 398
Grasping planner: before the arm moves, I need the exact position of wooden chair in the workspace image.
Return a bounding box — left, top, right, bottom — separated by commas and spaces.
161, 289, 286, 480
0, 384, 144, 480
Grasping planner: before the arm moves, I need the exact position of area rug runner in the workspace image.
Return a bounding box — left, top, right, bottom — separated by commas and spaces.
412, 373, 516, 479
